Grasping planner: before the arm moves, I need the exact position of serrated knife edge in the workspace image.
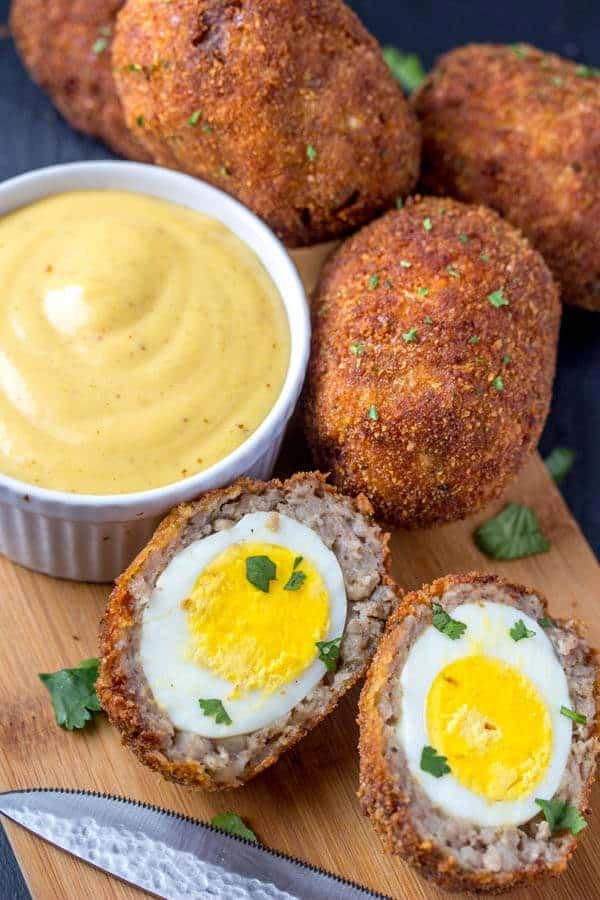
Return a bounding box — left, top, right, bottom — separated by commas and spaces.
0, 788, 390, 900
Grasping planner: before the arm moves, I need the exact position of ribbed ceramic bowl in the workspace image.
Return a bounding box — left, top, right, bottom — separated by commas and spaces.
0, 162, 310, 582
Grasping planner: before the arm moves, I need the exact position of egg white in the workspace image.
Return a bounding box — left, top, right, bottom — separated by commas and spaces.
140, 512, 347, 738
399, 601, 572, 827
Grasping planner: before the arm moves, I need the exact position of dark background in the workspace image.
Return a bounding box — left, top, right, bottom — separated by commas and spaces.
1, 1, 599, 897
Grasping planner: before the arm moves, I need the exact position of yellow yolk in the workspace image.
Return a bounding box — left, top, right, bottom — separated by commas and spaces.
426, 656, 552, 801
183, 542, 329, 697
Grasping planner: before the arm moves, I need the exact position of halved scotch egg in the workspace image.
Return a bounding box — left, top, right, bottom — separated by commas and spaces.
359, 574, 599, 893
98, 473, 399, 788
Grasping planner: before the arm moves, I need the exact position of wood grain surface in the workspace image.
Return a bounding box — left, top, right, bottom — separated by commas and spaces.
1, 245, 599, 900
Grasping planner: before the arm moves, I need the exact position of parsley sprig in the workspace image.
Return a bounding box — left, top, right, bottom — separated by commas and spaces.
316, 636, 342, 672
39, 658, 101, 730
420, 745, 451, 777
535, 798, 587, 835
199, 698, 232, 725
382, 47, 426, 93
510, 619, 535, 641
474, 503, 550, 560
432, 603, 467, 640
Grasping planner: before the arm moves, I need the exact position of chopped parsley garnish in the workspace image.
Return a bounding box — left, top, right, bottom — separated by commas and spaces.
382, 47, 426, 93
446, 265, 460, 278
544, 447, 575, 483
396, 196, 404, 208
423, 217, 433, 232
432, 603, 467, 640
349, 340, 366, 359
198, 698, 232, 725
368, 273, 380, 290
39, 658, 101, 731
492, 375, 504, 391
306, 144, 317, 161
510, 619, 535, 641
245, 555, 277, 592
187, 109, 202, 127
469, 335, 480, 344
211, 813, 257, 842
510, 44, 529, 58
400, 260, 413, 268
284, 570, 307, 591
502, 353, 511, 364
479, 253, 489, 262
293, 556, 303, 568
560, 706, 587, 725
420, 745, 451, 777
423, 315, 433, 324
550, 75, 564, 87
418, 287, 430, 296
576, 64, 600, 78
316, 636, 342, 672
367, 404, 380, 421
92, 37, 108, 55
202, 123, 213, 132
127, 63, 143, 72
474, 502, 550, 560
538, 616, 555, 629
535, 799, 587, 835
459, 233, 469, 244
220, 166, 230, 176
488, 289, 509, 308
135, 115, 145, 127
402, 327, 419, 343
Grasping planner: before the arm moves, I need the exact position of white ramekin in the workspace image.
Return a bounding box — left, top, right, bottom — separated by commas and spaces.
0, 162, 310, 582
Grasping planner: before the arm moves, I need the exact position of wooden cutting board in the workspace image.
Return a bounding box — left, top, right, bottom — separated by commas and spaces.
1, 245, 599, 900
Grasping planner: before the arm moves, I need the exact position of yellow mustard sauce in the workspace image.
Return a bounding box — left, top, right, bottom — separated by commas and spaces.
0, 191, 290, 493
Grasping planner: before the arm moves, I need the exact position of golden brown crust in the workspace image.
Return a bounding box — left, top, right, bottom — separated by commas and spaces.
413, 43, 600, 310
303, 196, 561, 527
112, 0, 421, 246
98, 471, 398, 789
358, 572, 600, 893
10, 0, 150, 160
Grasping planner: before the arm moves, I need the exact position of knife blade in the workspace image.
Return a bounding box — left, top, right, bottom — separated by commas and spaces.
0, 789, 388, 900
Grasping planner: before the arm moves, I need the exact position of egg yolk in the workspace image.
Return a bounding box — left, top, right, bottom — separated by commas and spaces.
183, 542, 330, 697
426, 656, 552, 801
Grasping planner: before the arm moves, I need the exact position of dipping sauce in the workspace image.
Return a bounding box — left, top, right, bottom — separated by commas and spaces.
0, 191, 290, 493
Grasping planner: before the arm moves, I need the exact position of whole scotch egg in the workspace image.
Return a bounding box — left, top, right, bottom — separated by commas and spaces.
359, 574, 599, 893
98, 473, 399, 788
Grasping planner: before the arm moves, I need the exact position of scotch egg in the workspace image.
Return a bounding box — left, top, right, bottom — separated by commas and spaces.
98, 473, 399, 789
359, 574, 599, 893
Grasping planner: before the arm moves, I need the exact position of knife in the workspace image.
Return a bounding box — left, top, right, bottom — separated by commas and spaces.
0, 789, 388, 900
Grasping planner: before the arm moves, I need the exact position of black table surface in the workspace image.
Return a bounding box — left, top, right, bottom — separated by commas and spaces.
1, 1, 599, 897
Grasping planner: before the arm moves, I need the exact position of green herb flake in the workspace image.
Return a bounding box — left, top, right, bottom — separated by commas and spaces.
211, 812, 257, 842
418, 287, 430, 296
459, 233, 469, 244
510, 619, 536, 641
493, 375, 504, 391
538, 616, 555, 629
400, 260, 413, 268
423, 315, 433, 324
474, 502, 551, 560
446, 265, 460, 278
396, 196, 404, 209
550, 75, 564, 87
488, 289, 509, 308
127, 63, 143, 72
202, 123, 213, 132
92, 37, 108, 55
220, 166, 230, 177
544, 447, 575, 483
368, 273, 380, 290
349, 340, 366, 358
382, 46, 426, 93
198, 698, 232, 725
284, 570, 307, 591
479, 253, 490, 262
187, 109, 202, 127
576, 64, 600, 78
306, 144, 317, 161
423, 217, 433, 232
535, 799, 587, 835
560, 705, 587, 725
469, 335, 480, 344
402, 327, 419, 343
420, 745, 451, 778
503, 353, 511, 364
245, 555, 277, 592
432, 603, 467, 640
367, 404, 380, 421
510, 44, 529, 58
39, 658, 101, 730
293, 556, 303, 569
135, 115, 145, 127
316, 636, 342, 672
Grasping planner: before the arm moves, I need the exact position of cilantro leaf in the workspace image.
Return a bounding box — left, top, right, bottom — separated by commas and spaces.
535, 798, 587, 835
560, 705, 587, 725
382, 47, 426, 93
198, 698, 232, 725
510, 619, 536, 641
39, 658, 101, 731
474, 503, 550, 560
431, 603, 467, 640
246, 555, 276, 592
211, 812, 258, 842
316, 636, 342, 672
544, 447, 575, 484
420, 745, 451, 777
284, 570, 307, 591
488, 289, 509, 308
